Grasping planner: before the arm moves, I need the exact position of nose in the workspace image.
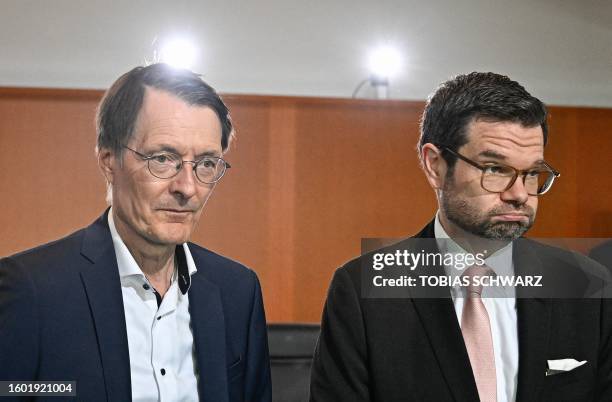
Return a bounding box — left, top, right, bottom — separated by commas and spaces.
169, 162, 198, 200
500, 174, 529, 205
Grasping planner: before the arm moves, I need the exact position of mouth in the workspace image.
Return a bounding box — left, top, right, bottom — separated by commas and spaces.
491, 213, 529, 222
158, 208, 194, 225
158, 208, 195, 217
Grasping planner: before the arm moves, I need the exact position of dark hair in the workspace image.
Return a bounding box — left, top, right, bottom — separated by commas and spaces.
96, 63, 233, 154
418, 72, 548, 170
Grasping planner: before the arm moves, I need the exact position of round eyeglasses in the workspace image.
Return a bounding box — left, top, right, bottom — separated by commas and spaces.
439, 146, 560, 196
123, 146, 231, 184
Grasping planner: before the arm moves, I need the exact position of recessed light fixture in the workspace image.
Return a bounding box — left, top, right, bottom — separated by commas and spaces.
353, 45, 403, 99
158, 37, 198, 70
368, 45, 402, 80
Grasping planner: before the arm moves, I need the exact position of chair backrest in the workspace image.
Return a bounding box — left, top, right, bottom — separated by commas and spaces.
268, 323, 320, 402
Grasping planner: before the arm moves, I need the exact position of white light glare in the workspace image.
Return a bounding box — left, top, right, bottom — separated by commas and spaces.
368, 45, 402, 79
159, 38, 198, 69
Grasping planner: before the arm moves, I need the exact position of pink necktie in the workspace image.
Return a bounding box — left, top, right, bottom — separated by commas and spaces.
461, 265, 497, 402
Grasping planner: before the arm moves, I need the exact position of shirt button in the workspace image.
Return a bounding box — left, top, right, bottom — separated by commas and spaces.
160, 368, 166, 376
142, 283, 150, 290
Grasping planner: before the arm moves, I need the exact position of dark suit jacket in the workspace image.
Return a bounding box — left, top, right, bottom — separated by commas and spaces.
310, 220, 612, 402
590, 241, 612, 271
0, 210, 272, 402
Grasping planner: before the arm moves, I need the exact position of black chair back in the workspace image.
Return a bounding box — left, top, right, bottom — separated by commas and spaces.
268, 323, 320, 402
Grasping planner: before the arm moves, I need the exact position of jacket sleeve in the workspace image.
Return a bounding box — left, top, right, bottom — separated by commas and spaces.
0, 257, 39, 382
310, 267, 370, 402
244, 271, 272, 402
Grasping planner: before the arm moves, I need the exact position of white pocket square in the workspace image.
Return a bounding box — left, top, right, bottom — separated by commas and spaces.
546, 359, 587, 376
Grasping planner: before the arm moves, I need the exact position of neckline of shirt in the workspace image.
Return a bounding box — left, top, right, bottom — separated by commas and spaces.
108, 207, 197, 295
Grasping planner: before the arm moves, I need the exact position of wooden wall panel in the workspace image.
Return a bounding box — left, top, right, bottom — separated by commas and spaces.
526, 106, 580, 237
0, 89, 107, 253
1, 88, 611, 323
575, 108, 612, 236
291, 100, 436, 320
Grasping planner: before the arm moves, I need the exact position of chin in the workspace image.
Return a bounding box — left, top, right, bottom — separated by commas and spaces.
485, 222, 530, 241
149, 223, 193, 245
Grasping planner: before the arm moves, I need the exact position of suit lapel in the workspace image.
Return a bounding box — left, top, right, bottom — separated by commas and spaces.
411, 298, 480, 401
407, 222, 480, 401
188, 261, 228, 402
514, 240, 551, 402
79, 211, 132, 402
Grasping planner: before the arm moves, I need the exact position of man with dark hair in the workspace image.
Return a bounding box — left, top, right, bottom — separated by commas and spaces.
310, 72, 612, 402
0, 63, 271, 402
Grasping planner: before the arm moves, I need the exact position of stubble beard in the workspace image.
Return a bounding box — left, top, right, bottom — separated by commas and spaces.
440, 174, 535, 241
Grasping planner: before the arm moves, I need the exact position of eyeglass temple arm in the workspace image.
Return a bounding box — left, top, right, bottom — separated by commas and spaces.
437, 146, 485, 171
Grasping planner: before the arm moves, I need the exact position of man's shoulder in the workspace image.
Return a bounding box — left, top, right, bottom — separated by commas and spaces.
0, 227, 91, 295
2, 227, 87, 268
334, 221, 436, 287
2, 212, 108, 268
516, 238, 612, 299
590, 241, 612, 270
521, 238, 607, 273
335, 236, 421, 290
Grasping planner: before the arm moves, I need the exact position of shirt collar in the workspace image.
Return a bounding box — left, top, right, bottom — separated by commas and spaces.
108, 207, 197, 294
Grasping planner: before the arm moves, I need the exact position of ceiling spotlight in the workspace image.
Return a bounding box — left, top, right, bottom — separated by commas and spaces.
353, 45, 403, 99
368, 45, 402, 80
158, 38, 198, 70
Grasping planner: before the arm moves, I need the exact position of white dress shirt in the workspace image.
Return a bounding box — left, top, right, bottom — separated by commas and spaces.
109, 210, 199, 402
434, 213, 519, 402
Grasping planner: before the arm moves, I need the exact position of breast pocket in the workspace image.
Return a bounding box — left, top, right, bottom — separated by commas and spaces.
543, 363, 593, 401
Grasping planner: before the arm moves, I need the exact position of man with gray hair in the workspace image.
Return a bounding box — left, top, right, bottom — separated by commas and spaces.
0, 63, 271, 402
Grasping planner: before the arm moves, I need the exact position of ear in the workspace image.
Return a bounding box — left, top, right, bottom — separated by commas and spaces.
97, 147, 116, 184
421, 143, 447, 190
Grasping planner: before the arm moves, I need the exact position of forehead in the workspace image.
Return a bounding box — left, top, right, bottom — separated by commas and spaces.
131, 88, 222, 151
462, 119, 544, 163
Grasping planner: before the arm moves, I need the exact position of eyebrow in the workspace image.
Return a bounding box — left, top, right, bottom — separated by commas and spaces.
148, 145, 221, 159
478, 150, 507, 160
195, 151, 222, 159
478, 150, 547, 167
